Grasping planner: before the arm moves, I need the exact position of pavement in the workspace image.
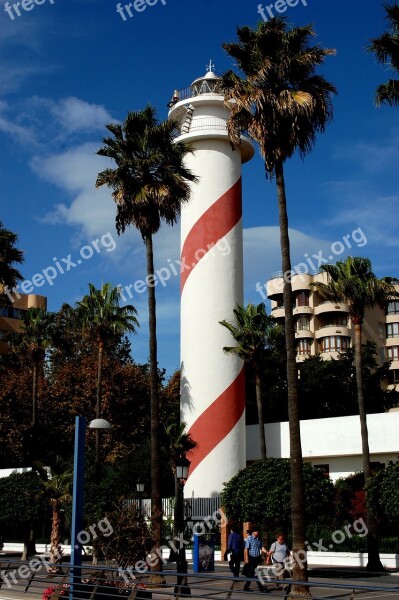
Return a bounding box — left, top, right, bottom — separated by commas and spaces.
0, 556, 398, 600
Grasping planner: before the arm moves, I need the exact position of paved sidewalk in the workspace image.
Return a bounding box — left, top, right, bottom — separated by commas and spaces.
1, 558, 398, 600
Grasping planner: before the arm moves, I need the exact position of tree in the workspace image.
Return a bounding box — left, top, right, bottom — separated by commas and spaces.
0, 470, 50, 560
368, 2, 399, 106
18, 308, 55, 429
74, 283, 139, 474
367, 461, 399, 524
298, 342, 397, 419
96, 106, 197, 572
0, 220, 23, 304
220, 18, 336, 591
220, 303, 281, 458
38, 465, 72, 569
311, 256, 398, 570
221, 458, 334, 536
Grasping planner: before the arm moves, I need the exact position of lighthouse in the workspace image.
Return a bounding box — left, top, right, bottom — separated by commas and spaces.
168, 62, 254, 497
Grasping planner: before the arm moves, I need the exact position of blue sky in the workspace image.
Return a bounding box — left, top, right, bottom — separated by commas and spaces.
0, 0, 398, 376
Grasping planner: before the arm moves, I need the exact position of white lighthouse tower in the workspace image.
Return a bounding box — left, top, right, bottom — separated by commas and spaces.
168, 62, 254, 497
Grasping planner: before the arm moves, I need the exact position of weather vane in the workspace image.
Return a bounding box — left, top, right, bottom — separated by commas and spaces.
206, 60, 215, 73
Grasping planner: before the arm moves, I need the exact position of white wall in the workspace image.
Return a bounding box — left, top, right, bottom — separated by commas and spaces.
246, 412, 399, 481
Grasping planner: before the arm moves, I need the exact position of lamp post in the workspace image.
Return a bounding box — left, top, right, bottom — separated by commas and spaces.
175, 457, 190, 594
69, 416, 112, 600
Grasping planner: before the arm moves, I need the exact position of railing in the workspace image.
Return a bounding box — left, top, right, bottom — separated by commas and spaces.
182, 117, 227, 134
2, 558, 399, 600
126, 497, 221, 520
172, 82, 222, 102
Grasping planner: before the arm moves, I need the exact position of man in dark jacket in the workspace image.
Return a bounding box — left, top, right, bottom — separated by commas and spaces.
226, 526, 243, 577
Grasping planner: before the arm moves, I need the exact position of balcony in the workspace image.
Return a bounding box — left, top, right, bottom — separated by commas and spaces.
293, 305, 312, 316
315, 325, 351, 339
295, 329, 314, 339
271, 306, 285, 319
314, 301, 349, 316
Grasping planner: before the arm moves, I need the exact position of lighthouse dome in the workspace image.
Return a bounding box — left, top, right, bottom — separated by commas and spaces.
191, 61, 219, 96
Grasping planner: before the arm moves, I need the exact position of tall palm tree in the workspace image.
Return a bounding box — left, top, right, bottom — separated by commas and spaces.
368, 2, 399, 106
220, 303, 280, 459
96, 106, 197, 571
220, 18, 336, 591
75, 283, 139, 473
311, 256, 398, 571
0, 220, 23, 304
19, 308, 55, 427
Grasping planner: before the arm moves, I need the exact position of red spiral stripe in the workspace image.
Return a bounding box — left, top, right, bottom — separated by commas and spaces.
180, 177, 242, 292
187, 368, 245, 476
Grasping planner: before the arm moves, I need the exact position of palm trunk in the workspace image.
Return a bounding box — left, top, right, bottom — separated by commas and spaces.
254, 364, 266, 459
275, 159, 309, 594
171, 467, 181, 561
353, 321, 383, 571
32, 362, 38, 426
145, 234, 163, 577
49, 500, 63, 569
95, 340, 104, 478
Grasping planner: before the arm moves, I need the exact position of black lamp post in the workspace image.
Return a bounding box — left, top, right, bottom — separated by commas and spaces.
174, 457, 190, 595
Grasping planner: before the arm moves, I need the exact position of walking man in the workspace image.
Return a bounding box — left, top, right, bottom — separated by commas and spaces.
268, 532, 291, 590
226, 526, 243, 577
243, 526, 266, 592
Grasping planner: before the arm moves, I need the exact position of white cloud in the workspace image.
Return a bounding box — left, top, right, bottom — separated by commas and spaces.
0, 100, 35, 144
46, 96, 114, 134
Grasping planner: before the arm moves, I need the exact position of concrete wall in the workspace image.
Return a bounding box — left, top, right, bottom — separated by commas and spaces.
246, 411, 399, 481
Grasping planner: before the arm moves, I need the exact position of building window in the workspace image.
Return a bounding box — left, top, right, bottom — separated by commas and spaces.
386, 301, 399, 315
387, 346, 399, 361
378, 322, 385, 341
297, 339, 311, 355
313, 464, 330, 477
386, 322, 399, 338
320, 315, 348, 328
0, 307, 24, 319
388, 369, 399, 384
296, 291, 309, 307
370, 462, 385, 473
276, 297, 284, 308
320, 336, 350, 352
296, 315, 310, 331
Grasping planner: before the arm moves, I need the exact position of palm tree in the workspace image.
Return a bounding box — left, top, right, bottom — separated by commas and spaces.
19, 308, 55, 427
96, 106, 198, 571
0, 220, 23, 304
39, 466, 72, 570
368, 2, 399, 106
221, 17, 336, 595
220, 303, 281, 459
311, 256, 398, 571
220, 18, 336, 591
75, 283, 138, 474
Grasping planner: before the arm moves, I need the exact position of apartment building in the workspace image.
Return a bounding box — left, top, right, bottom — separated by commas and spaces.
0, 293, 47, 356
266, 271, 399, 389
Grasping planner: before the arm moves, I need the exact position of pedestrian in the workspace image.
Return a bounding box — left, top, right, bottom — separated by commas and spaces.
243, 526, 267, 592
225, 526, 243, 577
267, 532, 291, 590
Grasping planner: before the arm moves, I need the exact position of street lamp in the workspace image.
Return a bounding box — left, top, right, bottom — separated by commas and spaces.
69, 416, 112, 600
174, 457, 190, 596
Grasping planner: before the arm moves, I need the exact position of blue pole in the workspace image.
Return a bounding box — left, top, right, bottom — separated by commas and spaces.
193, 533, 200, 573
69, 416, 86, 600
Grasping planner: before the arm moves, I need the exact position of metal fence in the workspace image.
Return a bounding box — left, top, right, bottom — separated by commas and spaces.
126, 498, 221, 521
1, 558, 399, 600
